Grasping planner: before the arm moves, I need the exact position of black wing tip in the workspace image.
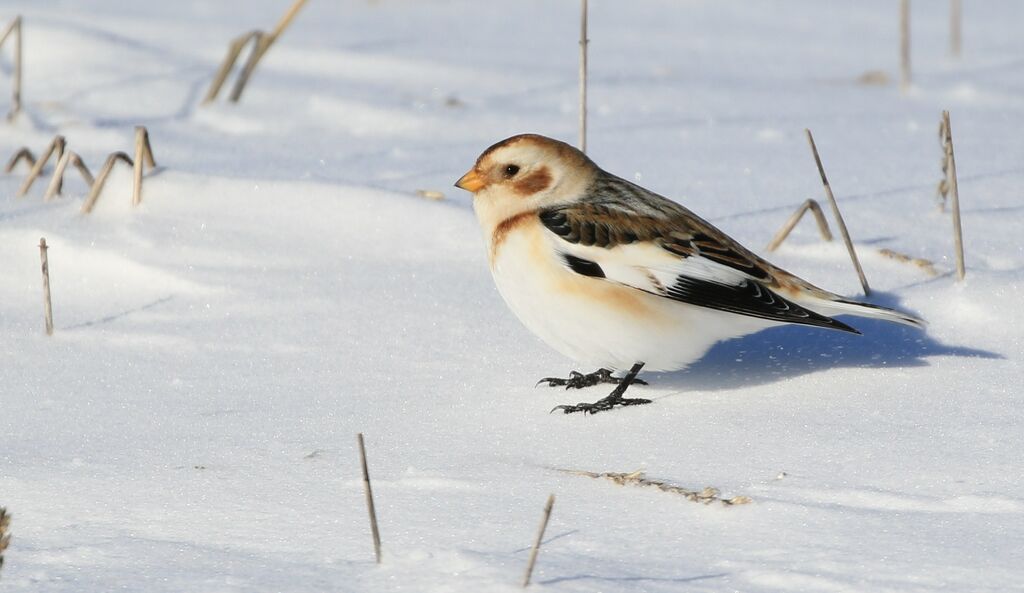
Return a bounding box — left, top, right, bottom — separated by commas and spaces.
663, 277, 865, 334
826, 316, 862, 335
832, 297, 927, 330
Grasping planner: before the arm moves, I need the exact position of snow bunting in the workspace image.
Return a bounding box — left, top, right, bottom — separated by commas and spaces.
455, 134, 924, 414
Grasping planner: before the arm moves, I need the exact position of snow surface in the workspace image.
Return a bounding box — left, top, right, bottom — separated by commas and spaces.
1, 1, 1023, 591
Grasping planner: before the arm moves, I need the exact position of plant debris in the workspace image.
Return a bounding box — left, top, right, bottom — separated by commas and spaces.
877, 248, 938, 276
415, 189, 445, 201
0, 507, 11, 575
561, 469, 752, 506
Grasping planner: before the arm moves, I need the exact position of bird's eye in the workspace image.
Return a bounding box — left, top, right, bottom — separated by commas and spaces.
503, 164, 520, 178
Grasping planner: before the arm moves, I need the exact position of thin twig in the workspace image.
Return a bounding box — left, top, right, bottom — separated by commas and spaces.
522, 494, 555, 587
0, 16, 22, 120
229, 0, 308, 102
4, 147, 35, 173
40, 238, 53, 336
204, 0, 309, 104
133, 126, 157, 206
357, 433, 382, 564
81, 152, 133, 214
71, 153, 96, 186
17, 136, 65, 197
937, 118, 950, 211
10, 16, 19, 119
268, 0, 309, 43
0, 507, 10, 577
415, 189, 445, 201
0, 18, 17, 45
900, 0, 911, 92
43, 151, 71, 201
805, 129, 871, 296
765, 198, 834, 252
203, 31, 261, 104
578, 0, 588, 153
43, 151, 93, 201
950, 0, 961, 57
227, 33, 273, 103
942, 110, 965, 280
877, 248, 938, 276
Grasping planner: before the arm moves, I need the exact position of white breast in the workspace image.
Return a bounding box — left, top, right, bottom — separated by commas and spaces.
487, 221, 772, 372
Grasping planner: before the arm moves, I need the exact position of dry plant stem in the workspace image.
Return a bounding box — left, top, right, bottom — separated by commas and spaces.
203, 31, 262, 103
81, 152, 133, 214
0, 18, 17, 45
43, 151, 93, 201
950, 0, 961, 57
804, 129, 871, 296
73, 155, 95, 186
0, 16, 22, 120
942, 111, 966, 280
0, 507, 9, 576
204, 0, 308, 104
578, 0, 588, 153
230, 0, 308, 102
357, 433, 382, 564
765, 198, 834, 252
40, 238, 53, 336
133, 126, 157, 206
522, 494, 555, 588
228, 33, 273, 102
4, 147, 35, 172
268, 0, 309, 42
415, 189, 445, 201
563, 469, 752, 506
937, 119, 950, 211
900, 0, 911, 92
877, 248, 938, 276
18, 136, 65, 197
43, 151, 70, 201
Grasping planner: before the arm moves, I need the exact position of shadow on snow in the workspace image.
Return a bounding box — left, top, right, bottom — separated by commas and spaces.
647, 291, 999, 393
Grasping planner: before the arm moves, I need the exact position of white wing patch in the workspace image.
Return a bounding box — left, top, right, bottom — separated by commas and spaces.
542, 214, 860, 333
552, 237, 753, 296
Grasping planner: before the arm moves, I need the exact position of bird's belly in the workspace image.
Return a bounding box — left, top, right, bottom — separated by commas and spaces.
489, 229, 767, 372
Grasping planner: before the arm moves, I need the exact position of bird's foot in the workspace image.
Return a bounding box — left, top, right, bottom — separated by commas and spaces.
551, 394, 652, 415
537, 368, 648, 390
548, 362, 650, 415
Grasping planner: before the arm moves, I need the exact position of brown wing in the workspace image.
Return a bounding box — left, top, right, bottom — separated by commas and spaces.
537, 172, 857, 333
539, 172, 776, 282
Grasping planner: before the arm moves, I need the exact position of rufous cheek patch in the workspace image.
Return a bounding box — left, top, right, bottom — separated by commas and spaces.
512, 166, 552, 196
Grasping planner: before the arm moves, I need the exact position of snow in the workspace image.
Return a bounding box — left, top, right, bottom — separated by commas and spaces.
1, 1, 1022, 591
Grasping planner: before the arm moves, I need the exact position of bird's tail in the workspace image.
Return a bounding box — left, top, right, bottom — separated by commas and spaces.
805, 297, 926, 330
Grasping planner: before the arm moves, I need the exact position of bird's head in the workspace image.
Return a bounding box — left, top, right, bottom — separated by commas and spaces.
455, 134, 597, 224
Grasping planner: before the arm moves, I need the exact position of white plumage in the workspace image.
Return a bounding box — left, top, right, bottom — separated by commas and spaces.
455, 133, 924, 413
490, 220, 773, 372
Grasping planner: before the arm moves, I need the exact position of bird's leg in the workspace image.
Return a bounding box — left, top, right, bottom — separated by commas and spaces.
551, 362, 651, 414
537, 367, 647, 390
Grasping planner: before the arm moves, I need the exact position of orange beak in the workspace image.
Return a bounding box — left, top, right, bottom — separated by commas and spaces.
455, 169, 486, 192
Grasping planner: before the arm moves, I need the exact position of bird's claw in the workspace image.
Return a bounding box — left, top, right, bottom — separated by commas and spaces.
537, 370, 586, 388
537, 368, 647, 390
551, 396, 652, 415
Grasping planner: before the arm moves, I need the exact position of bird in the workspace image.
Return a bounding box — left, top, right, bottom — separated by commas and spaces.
454, 134, 925, 414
